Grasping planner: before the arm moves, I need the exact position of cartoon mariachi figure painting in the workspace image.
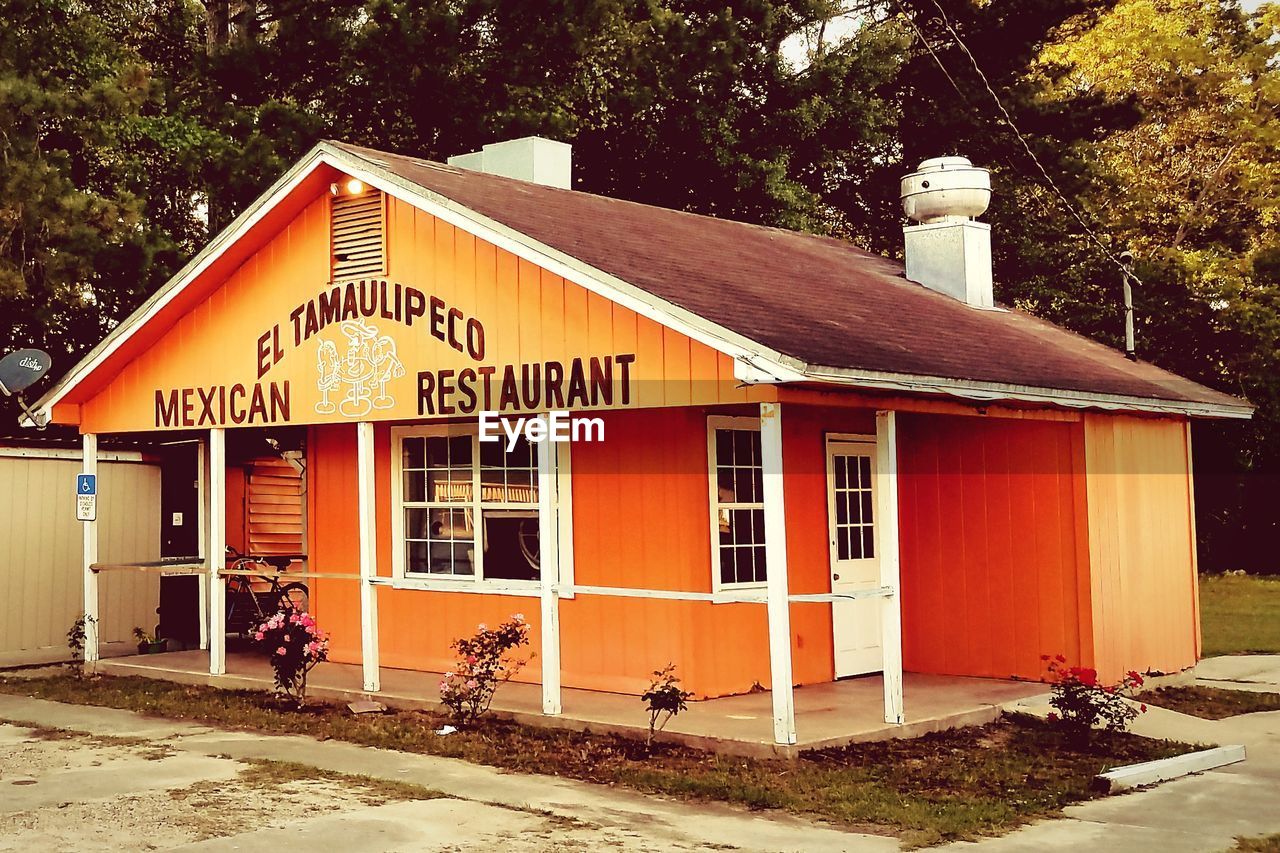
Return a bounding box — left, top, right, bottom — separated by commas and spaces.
369, 334, 405, 409
315, 341, 340, 414
315, 319, 405, 417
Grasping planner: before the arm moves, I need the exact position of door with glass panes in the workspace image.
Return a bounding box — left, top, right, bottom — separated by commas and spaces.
826, 439, 883, 677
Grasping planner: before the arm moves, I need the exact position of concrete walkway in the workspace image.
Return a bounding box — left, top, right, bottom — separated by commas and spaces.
95, 649, 1045, 757
943, 655, 1280, 852
4, 659, 1280, 851
0, 692, 894, 853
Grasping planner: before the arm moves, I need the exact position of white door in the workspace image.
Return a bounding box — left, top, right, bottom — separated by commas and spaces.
827, 440, 883, 677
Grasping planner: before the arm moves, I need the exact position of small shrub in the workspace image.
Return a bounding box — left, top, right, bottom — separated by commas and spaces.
641, 663, 693, 753
1043, 654, 1146, 742
252, 610, 329, 706
66, 615, 94, 675
67, 616, 87, 661
438, 614, 530, 727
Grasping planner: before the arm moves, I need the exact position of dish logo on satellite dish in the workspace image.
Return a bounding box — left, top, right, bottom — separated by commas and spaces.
0, 348, 52, 395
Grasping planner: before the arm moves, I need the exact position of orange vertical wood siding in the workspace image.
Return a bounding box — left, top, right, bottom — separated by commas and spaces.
75, 191, 764, 434
307, 422, 546, 678
308, 404, 876, 698
897, 414, 1092, 680
1083, 414, 1198, 679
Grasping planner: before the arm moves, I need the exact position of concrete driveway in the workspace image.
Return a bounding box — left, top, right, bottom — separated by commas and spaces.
0, 694, 891, 853
3, 658, 1280, 852
942, 656, 1280, 853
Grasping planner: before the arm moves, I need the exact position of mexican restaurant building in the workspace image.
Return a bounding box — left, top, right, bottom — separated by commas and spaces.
27, 138, 1251, 749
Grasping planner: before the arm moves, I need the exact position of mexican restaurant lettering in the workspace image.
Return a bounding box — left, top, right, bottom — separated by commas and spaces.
152, 278, 637, 428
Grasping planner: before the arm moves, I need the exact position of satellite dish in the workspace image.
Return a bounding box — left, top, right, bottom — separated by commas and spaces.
0, 349, 52, 396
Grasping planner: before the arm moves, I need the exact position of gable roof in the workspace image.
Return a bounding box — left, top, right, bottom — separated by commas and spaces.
29, 140, 1250, 424
332, 142, 1246, 418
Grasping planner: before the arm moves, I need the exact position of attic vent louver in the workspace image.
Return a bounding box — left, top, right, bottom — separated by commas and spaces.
331, 187, 386, 281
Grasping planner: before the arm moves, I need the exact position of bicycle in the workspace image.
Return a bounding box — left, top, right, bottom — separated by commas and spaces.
223, 548, 309, 636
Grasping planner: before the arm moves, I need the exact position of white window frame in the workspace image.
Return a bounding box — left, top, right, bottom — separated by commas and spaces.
706, 415, 767, 593
390, 422, 542, 589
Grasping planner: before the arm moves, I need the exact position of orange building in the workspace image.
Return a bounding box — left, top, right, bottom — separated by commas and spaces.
28, 139, 1250, 746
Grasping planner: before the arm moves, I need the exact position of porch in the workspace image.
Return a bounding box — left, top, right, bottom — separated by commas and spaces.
91, 649, 1047, 758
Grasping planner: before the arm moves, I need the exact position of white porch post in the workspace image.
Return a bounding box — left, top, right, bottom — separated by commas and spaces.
760, 402, 796, 745
356, 422, 381, 693
208, 427, 227, 676
81, 433, 100, 663
876, 410, 905, 725
537, 436, 562, 715
196, 440, 209, 651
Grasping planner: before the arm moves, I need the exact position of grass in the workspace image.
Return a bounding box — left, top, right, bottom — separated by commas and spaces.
1235, 834, 1280, 852
1200, 574, 1280, 656
1134, 685, 1280, 720
0, 673, 1197, 847
234, 757, 443, 802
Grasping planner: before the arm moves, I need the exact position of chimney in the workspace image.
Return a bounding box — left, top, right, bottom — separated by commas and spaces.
447, 137, 572, 189
899, 157, 993, 309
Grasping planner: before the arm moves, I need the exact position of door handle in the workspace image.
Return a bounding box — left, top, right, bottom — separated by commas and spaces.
832, 573, 840, 581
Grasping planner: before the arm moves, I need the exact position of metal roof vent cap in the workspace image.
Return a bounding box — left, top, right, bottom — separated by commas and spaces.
900, 156, 991, 224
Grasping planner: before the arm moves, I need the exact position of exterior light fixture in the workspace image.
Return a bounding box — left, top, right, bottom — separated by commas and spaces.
329, 179, 367, 196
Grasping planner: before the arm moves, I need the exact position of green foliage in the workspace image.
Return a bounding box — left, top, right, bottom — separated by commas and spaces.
2, 0, 1275, 567
67, 615, 87, 662
1200, 572, 1280, 655
438, 614, 531, 727
251, 609, 330, 706
641, 663, 693, 752
1033, 0, 1280, 567
1043, 656, 1146, 742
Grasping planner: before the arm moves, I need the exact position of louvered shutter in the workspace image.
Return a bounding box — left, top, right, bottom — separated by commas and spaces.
331, 189, 386, 280
246, 458, 305, 557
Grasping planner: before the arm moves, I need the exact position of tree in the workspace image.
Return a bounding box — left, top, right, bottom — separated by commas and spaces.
1038, 0, 1280, 568
208, 0, 905, 231
0, 1, 171, 381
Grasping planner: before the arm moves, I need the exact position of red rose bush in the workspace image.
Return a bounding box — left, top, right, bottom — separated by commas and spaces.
1042, 654, 1146, 741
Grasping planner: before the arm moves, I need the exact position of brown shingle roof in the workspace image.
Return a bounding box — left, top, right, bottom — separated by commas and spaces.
332, 142, 1247, 415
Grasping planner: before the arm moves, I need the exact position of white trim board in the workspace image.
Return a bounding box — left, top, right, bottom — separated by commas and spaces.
26, 142, 1254, 426
27, 149, 330, 425
0, 447, 148, 463
388, 421, 565, 591
706, 415, 767, 596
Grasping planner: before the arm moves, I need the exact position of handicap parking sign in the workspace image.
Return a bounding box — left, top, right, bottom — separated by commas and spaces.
76, 473, 96, 521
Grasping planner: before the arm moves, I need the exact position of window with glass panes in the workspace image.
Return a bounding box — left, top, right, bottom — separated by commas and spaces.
397, 430, 540, 581
710, 423, 767, 586
832, 452, 875, 560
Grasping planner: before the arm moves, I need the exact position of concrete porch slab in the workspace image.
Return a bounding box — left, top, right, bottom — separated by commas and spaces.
93, 650, 1048, 758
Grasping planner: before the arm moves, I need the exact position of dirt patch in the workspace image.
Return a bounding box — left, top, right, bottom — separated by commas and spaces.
0, 728, 142, 780
1136, 685, 1280, 720
0, 725, 439, 851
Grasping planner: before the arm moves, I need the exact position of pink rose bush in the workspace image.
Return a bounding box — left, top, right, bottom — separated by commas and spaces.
253, 609, 330, 706
438, 614, 530, 726
1042, 654, 1146, 742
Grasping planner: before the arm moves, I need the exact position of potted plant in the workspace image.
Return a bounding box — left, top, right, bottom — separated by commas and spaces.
133, 627, 167, 655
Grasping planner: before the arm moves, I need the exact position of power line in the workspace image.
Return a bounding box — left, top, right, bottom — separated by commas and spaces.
907, 0, 1141, 284
890, 0, 967, 101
